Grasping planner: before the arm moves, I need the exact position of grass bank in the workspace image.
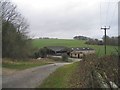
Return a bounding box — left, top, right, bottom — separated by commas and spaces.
39, 62, 79, 88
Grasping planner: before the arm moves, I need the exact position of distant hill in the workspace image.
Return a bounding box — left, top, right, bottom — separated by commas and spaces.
73, 36, 90, 40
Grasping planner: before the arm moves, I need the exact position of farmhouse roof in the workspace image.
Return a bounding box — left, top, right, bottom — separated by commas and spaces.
45, 46, 68, 52
71, 47, 94, 51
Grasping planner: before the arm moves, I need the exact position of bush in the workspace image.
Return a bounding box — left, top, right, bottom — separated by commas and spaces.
32, 47, 53, 59
69, 54, 119, 88
62, 53, 68, 62
33, 51, 40, 59
39, 47, 49, 58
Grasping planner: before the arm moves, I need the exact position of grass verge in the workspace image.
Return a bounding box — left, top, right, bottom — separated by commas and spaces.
2, 58, 54, 70
39, 62, 79, 88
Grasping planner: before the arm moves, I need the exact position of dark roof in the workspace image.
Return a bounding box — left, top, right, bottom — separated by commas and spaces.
45, 46, 94, 52
45, 46, 68, 52
71, 47, 94, 51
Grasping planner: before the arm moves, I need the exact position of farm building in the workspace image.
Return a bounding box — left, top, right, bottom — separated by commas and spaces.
44, 46, 95, 58
44, 46, 70, 56
70, 47, 95, 58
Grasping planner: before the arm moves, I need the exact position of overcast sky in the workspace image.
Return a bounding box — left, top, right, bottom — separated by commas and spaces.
11, 0, 119, 39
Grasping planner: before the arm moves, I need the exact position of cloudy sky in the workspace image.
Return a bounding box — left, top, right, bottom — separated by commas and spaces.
11, 0, 119, 39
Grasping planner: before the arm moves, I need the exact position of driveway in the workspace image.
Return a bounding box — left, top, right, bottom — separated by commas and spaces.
2, 62, 73, 88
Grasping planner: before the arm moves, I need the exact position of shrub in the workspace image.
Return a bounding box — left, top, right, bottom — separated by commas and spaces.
33, 52, 40, 59
62, 53, 68, 62
39, 48, 48, 58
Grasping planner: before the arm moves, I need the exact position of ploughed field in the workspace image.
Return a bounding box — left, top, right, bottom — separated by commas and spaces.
32, 39, 118, 57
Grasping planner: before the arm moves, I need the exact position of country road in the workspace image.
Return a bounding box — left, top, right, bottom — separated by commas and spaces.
2, 62, 74, 88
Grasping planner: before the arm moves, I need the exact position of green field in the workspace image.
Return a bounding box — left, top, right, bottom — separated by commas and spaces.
32, 39, 118, 57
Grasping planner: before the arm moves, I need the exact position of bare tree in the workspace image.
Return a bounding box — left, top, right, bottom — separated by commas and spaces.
1, 0, 32, 58
1, 0, 29, 35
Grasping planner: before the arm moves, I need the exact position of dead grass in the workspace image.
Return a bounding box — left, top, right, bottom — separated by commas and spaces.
2, 58, 55, 70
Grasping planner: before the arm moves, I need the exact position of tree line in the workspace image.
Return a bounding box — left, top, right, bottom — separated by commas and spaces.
1, 0, 33, 59
74, 35, 119, 46
73, 35, 90, 40
85, 35, 119, 46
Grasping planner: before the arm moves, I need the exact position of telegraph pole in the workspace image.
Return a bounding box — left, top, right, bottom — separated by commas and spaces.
101, 26, 110, 55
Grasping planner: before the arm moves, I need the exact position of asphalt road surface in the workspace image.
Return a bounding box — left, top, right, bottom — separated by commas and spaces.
2, 62, 73, 88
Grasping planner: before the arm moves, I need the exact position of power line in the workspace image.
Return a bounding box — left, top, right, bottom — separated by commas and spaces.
109, 2, 118, 27
106, 0, 110, 26
100, 1, 102, 27
100, 0, 118, 27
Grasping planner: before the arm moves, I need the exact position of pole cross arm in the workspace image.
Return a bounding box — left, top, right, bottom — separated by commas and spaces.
101, 26, 110, 30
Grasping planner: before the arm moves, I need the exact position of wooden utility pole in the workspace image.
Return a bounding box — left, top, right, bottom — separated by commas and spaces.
101, 26, 110, 55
